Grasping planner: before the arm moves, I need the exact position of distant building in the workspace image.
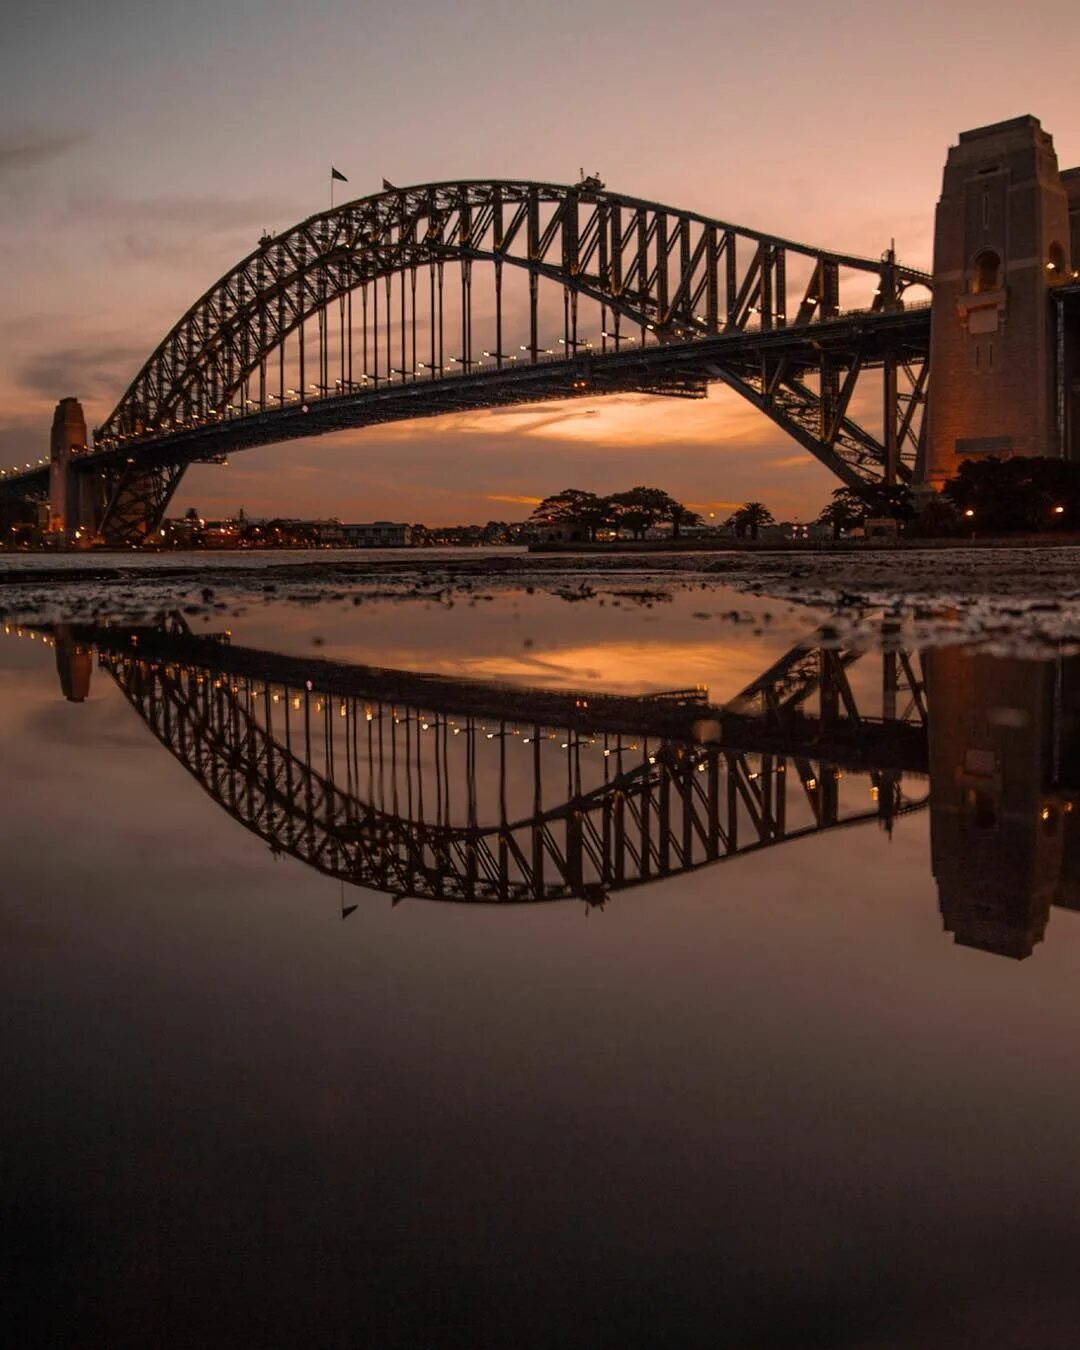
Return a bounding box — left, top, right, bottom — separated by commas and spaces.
341, 521, 412, 547
863, 516, 899, 540
201, 519, 242, 547
534, 522, 589, 543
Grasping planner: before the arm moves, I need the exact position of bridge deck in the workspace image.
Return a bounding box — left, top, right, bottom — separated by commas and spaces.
1, 305, 931, 499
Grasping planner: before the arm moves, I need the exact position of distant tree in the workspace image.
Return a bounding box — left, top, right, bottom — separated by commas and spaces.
872, 484, 916, 522
944, 456, 1080, 534
480, 519, 511, 544
904, 494, 962, 539
669, 501, 703, 539
528, 489, 610, 540
728, 501, 776, 541
606, 486, 678, 540
815, 487, 866, 540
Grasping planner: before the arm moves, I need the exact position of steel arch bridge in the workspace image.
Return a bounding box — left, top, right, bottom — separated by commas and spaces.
1, 179, 931, 544
47, 619, 929, 905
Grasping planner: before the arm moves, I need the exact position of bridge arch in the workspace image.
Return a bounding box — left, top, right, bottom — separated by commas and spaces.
0, 182, 932, 543
98, 180, 929, 448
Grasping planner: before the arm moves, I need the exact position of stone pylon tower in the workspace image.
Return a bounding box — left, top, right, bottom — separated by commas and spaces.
923, 116, 1075, 486
48, 397, 88, 537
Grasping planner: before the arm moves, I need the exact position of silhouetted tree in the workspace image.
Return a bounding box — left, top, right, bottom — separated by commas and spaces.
606, 486, 688, 539
669, 501, 703, 539
873, 484, 916, 522
728, 501, 775, 540
528, 489, 610, 540
815, 487, 866, 540
944, 457, 1080, 534
904, 494, 962, 539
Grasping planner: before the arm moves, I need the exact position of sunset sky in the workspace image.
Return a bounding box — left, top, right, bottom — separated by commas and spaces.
3, 0, 1078, 524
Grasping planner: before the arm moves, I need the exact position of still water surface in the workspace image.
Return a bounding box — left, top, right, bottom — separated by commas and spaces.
4, 581, 1080, 1348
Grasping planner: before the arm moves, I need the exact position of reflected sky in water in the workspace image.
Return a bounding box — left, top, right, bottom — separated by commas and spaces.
5, 589, 1080, 1348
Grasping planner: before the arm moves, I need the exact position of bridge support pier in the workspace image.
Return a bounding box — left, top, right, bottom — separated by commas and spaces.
100, 461, 186, 546
1055, 168, 1080, 462
48, 399, 103, 543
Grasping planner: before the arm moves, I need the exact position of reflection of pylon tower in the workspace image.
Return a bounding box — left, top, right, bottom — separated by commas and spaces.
925, 648, 1071, 959
54, 625, 92, 703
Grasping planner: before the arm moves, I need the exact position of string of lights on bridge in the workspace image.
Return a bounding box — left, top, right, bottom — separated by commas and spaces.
4, 624, 860, 799
0, 294, 936, 475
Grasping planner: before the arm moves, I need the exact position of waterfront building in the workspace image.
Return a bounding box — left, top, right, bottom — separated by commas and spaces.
341, 522, 413, 547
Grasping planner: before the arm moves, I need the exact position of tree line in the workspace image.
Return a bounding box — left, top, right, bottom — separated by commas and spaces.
813, 457, 1080, 539
529, 488, 779, 540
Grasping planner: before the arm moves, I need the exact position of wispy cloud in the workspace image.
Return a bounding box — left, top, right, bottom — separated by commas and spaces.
0, 415, 44, 467
0, 132, 86, 179
61, 190, 299, 265
765, 454, 814, 470
66, 190, 296, 233
16, 343, 147, 401
486, 493, 542, 506
687, 499, 743, 513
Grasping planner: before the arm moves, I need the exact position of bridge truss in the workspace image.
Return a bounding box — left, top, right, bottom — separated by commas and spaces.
1, 181, 931, 543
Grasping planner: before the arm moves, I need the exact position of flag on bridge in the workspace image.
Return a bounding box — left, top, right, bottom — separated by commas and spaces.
331, 166, 348, 182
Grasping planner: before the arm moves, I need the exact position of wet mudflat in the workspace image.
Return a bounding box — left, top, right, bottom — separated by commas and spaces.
5, 560, 1080, 1348
7, 542, 1080, 647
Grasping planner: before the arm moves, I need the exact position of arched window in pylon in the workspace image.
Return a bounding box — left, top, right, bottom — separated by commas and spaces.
971, 249, 1002, 294
1047, 241, 1067, 276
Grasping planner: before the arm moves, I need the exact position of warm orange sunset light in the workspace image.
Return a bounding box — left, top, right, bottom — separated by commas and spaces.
9, 8, 1080, 1348
2, 0, 1077, 527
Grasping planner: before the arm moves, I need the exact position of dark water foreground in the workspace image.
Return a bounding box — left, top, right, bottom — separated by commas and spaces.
4, 585, 1080, 1349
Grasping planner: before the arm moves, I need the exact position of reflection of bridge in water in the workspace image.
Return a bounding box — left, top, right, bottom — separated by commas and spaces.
52, 620, 928, 908
30, 618, 1080, 959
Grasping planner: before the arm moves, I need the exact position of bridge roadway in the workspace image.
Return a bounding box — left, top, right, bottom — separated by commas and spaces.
0, 304, 930, 516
